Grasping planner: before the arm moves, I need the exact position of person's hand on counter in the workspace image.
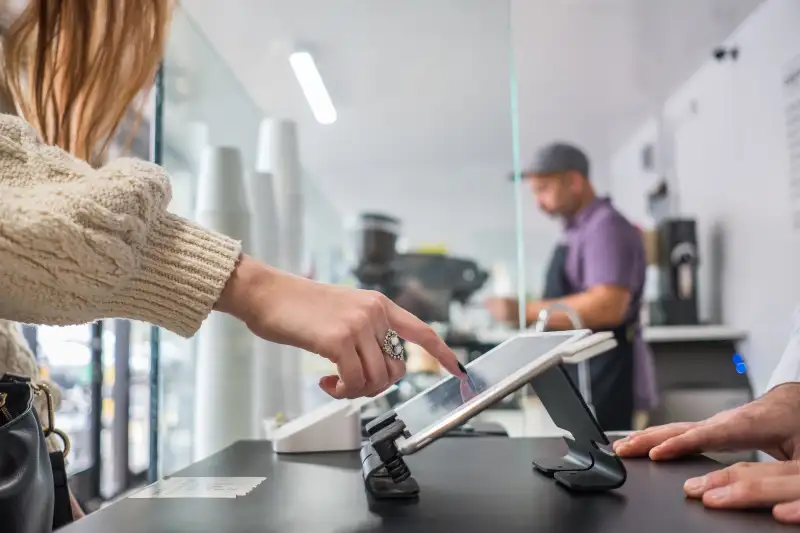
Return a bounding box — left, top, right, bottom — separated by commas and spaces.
612, 383, 800, 461
681, 460, 800, 524
613, 383, 800, 523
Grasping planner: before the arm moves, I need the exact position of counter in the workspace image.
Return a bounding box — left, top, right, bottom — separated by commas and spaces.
643, 325, 747, 342
61, 438, 783, 533
467, 324, 747, 345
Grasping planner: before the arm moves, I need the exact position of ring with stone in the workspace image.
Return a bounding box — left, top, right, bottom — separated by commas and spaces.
382, 329, 405, 360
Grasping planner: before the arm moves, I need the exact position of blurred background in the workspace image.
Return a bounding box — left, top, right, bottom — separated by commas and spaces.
26, 0, 800, 508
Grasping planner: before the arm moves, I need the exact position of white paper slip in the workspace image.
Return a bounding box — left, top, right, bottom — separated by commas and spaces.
130, 477, 267, 499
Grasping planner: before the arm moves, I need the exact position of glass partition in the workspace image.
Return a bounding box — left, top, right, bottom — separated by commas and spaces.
156, 7, 263, 476
156, 0, 524, 472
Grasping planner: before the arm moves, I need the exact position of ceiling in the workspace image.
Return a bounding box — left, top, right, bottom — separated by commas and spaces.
177, 0, 764, 255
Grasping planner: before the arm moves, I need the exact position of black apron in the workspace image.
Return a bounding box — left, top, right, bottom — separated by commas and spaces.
542, 244, 634, 431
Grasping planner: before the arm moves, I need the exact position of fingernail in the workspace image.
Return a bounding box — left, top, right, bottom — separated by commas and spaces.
777, 504, 800, 522
684, 476, 707, 494
649, 445, 664, 459
704, 486, 731, 503
457, 362, 468, 375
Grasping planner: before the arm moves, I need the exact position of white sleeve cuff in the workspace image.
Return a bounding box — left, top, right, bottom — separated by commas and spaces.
767, 305, 800, 392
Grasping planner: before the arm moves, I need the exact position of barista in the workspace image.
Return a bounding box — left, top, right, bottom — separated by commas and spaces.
486, 142, 657, 431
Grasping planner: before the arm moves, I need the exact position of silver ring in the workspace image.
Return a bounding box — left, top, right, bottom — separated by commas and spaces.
382, 329, 404, 360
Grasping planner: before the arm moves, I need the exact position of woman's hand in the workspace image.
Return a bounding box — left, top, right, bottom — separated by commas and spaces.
682, 461, 800, 524
216, 255, 464, 399
612, 383, 800, 461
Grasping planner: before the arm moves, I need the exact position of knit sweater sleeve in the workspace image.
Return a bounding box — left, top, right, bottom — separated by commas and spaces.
0, 114, 242, 337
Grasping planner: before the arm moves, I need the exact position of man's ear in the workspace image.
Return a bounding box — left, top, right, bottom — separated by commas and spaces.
565, 170, 583, 192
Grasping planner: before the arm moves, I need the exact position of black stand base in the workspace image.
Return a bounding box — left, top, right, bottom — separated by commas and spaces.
360, 411, 419, 500
530, 364, 627, 492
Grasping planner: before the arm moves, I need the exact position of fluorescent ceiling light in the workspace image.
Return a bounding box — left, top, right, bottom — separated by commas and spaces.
289, 51, 337, 125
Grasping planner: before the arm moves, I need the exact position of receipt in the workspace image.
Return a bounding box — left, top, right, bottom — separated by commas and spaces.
130, 477, 266, 499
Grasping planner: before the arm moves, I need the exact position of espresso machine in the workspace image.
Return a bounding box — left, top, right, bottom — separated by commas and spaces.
650, 218, 700, 326
351, 212, 488, 324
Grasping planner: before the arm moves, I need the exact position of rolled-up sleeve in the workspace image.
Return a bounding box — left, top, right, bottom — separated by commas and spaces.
0, 114, 242, 337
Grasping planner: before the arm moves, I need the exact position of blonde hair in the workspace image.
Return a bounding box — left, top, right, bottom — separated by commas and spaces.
1, 0, 172, 164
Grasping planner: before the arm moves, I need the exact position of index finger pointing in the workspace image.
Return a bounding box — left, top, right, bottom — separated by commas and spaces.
384, 302, 463, 377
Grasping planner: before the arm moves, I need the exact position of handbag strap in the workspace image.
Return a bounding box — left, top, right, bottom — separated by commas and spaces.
49, 451, 74, 530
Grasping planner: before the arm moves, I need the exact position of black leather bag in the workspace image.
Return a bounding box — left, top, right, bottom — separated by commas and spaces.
0, 373, 72, 533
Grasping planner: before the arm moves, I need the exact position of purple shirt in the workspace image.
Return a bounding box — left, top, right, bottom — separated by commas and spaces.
563, 197, 659, 411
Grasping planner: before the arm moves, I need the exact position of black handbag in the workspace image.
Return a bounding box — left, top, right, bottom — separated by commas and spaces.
0, 373, 74, 533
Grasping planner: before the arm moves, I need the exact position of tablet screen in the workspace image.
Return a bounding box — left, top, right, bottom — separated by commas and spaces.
395, 332, 581, 436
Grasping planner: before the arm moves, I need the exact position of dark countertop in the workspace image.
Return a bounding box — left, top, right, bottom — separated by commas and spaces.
62, 438, 783, 533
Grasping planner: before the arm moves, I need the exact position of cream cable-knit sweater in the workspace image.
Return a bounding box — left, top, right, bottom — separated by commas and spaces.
0, 113, 242, 442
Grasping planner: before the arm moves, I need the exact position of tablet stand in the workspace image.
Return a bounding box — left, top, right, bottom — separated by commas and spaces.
530, 304, 626, 491
361, 411, 420, 500
360, 364, 626, 500
360, 329, 627, 500
534, 303, 594, 415
529, 363, 627, 491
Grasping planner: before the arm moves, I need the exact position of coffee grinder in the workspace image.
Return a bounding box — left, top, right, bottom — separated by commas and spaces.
351, 212, 403, 299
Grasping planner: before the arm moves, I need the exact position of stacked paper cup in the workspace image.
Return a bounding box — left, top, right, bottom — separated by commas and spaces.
256, 118, 304, 420
193, 146, 256, 461
245, 168, 285, 430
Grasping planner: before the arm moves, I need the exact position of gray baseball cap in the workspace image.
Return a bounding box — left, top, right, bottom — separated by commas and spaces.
510, 142, 590, 180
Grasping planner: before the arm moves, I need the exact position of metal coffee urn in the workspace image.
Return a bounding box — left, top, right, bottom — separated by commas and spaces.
651, 218, 700, 325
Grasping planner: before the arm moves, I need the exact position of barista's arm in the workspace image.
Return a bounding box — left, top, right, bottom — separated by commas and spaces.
525, 285, 631, 330
527, 217, 638, 330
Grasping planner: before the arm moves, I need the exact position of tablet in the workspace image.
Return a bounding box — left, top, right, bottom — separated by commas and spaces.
394, 330, 594, 455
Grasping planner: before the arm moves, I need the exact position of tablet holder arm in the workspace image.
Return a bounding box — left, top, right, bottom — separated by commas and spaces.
529, 362, 627, 491
360, 411, 420, 500
534, 303, 593, 412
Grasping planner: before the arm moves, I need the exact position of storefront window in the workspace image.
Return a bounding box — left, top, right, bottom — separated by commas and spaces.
37, 325, 94, 474
128, 322, 151, 475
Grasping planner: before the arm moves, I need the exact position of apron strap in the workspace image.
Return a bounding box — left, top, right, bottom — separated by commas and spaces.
542, 244, 572, 300
608, 322, 637, 345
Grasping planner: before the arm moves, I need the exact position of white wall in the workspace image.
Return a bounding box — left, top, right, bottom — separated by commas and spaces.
610, 0, 800, 395
608, 119, 659, 228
